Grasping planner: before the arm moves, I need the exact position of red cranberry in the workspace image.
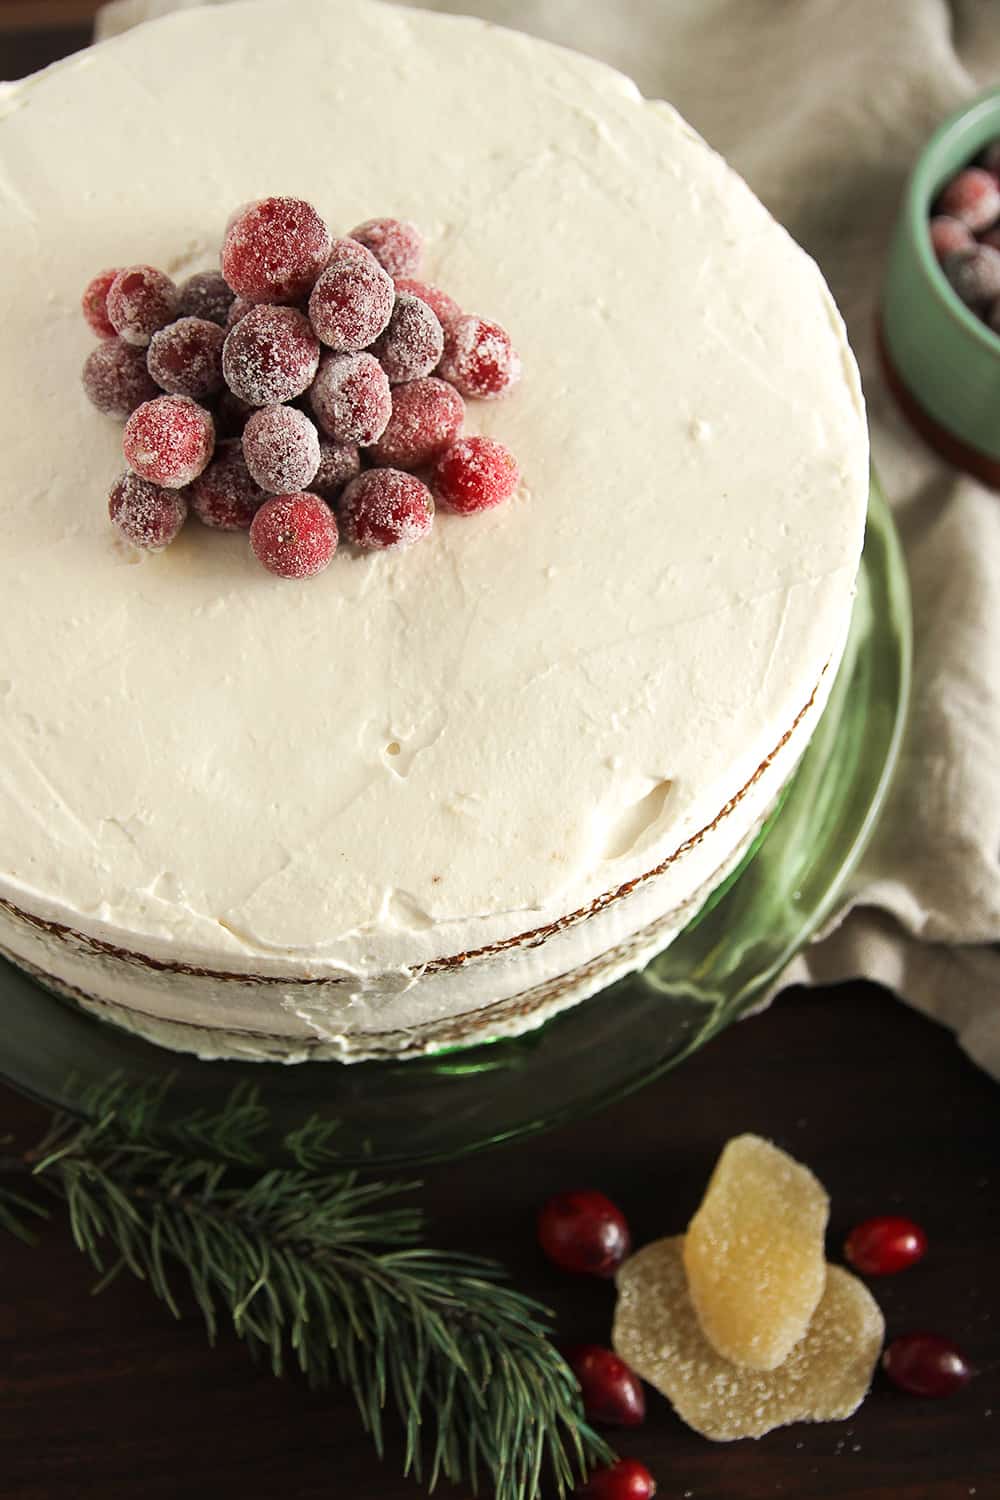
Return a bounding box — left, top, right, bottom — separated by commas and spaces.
221, 197, 331, 303
943, 244, 1000, 309
249, 492, 338, 578
312, 436, 361, 500
242, 405, 320, 494
537, 1190, 630, 1278
936, 167, 1000, 232
577, 1460, 656, 1500
370, 377, 464, 470
395, 277, 462, 330
308, 253, 395, 352
339, 469, 434, 550
226, 296, 254, 331
882, 1334, 973, 1397
108, 471, 188, 551
309, 350, 392, 445
222, 305, 320, 406
327, 236, 379, 267
82, 338, 159, 418
107, 265, 179, 347
189, 440, 266, 530
349, 217, 423, 278
438, 314, 521, 400
844, 1216, 927, 1276
433, 436, 519, 515
123, 394, 215, 488
177, 269, 235, 326
561, 1346, 645, 1428
372, 293, 444, 383
928, 215, 974, 262
147, 317, 226, 399
81, 268, 120, 340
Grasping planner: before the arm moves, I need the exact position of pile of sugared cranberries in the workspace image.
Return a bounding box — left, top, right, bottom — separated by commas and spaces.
929, 147, 1000, 335
81, 197, 522, 578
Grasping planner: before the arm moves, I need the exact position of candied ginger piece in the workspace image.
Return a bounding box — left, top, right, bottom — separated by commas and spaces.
684, 1134, 828, 1370
613, 1237, 883, 1441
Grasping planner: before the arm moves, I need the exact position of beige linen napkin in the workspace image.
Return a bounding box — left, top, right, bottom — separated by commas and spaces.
96, 0, 1000, 1077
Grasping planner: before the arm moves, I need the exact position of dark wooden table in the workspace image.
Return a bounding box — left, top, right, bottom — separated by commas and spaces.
3, 16, 999, 1500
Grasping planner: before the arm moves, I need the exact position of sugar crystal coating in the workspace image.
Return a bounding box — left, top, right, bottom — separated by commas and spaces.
189, 440, 266, 530
928, 215, 974, 263
82, 268, 120, 340
369, 377, 464, 470
83, 338, 159, 418
107, 265, 179, 347
108, 471, 188, 551
942, 244, 1000, 309
372, 292, 444, 383
309, 350, 392, 445
395, 277, 462, 330
226, 296, 254, 331
613, 1237, 883, 1441
222, 304, 320, 406
221, 197, 332, 303
242, 404, 320, 494
308, 253, 395, 352
249, 491, 338, 578
349, 217, 423, 278
935, 167, 1000, 232
432, 435, 519, 514
123, 394, 215, 489
438, 314, 521, 400
339, 468, 434, 550
147, 317, 226, 399
312, 436, 361, 499
177, 270, 236, 326
683, 1134, 829, 1371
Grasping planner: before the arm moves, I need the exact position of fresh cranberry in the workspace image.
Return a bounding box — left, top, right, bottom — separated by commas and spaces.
943, 244, 1000, 308
432, 436, 519, 515
221, 197, 331, 303
81, 268, 120, 339
123, 394, 215, 488
222, 305, 320, 406
561, 1346, 645, 1428
242, 404, 320, 494
82, 338, 159, 418
395, 278, 462, 330
882, 1334, 973, 1397
147, 317, 226, 399
189, 440, 266, 530
537, 1190, 630, 1278
576, 1460, 656, 1500
438, 314, 521, 400
177, 270, 235, 326
226, 296, 254, 331
308, 253, 395, 352
312, 436, 361, 500
936, 168, 1000, 232
349, 217, 423, 278
108, 471, 188, 551
372, 293, 444, 383
249, 492, 338, 578
339, 469, 434, 550
928, 215, 974, 262
107, 265, 179, 347
309, 351, 392, 446
844, 1216, 927, 1276
370, 377, 464, 470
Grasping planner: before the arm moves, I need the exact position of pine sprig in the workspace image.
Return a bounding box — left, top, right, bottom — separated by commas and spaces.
1, 1080, 614, 1498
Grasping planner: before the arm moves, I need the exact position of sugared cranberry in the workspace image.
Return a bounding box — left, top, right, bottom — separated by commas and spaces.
844, 1216, 927, 1276
943, 244, 1000, 309
339, 469, 434, 551
226, 296, 254, 331
928, 215, 974, 262
221, 197, 331, 303
395, 278, 462, 330
107, 265, 179, 347
312, 436, 361, 500
81, 268, 120, 340
327, 236, 379, 267
189, 440, 265, 530
935, 167, 1000, 232
438, 314, 521, 400
222, 305, 320, 406
309, 351, 392, 445
147, 317, 226, 399
349, 217, 423, 279
537, 1190, 630, 1278
576, 1460, 656, 1500
123, 394, 215, 488
432, 436, 519, 515
108, 471, 188, 551
82, 338, 159, 418
561, 1346, 645, 1428
373, 293, 444, 384
242, 404, 320, 494
882, 1334, 973, 1397
308, 253, 395, 352
177, 270, 235, 326
369, 377, 464, 470
249, 492, 338, 578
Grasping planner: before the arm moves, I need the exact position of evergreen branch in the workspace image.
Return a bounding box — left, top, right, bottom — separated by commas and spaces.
1, 1082, 614, 1498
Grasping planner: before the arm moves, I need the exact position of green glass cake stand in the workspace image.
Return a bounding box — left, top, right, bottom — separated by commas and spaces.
0, 474, 910, 1166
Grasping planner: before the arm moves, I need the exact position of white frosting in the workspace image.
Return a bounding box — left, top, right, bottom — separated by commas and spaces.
0, 0, 867, 1057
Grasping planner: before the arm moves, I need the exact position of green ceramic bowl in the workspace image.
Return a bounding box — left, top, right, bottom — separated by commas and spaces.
882, 88, 1000, 478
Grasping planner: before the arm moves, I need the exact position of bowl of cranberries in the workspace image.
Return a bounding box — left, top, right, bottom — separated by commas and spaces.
881, 87, 1000, 486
